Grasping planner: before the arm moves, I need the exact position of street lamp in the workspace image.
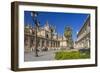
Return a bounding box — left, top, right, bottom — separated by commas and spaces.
31, 11, 39, 57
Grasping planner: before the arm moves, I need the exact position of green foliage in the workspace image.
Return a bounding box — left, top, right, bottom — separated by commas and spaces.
64, 26, 73, 48
55, 50, 90, 60
64, 26, 72, 38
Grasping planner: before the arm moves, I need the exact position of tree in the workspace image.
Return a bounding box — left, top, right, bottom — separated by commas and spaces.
64, 26, 73, 49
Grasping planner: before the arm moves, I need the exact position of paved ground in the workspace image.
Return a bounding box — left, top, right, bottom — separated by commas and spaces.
24, 49, 79, 62
24, 50, 60, 62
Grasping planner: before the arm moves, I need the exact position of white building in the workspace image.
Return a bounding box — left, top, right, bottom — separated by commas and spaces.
75, 15, 90, 49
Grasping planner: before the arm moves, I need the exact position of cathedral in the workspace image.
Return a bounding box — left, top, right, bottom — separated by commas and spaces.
24, 21, 67, 52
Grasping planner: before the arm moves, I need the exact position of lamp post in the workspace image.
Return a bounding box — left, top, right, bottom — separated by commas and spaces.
31, 11, 39, 57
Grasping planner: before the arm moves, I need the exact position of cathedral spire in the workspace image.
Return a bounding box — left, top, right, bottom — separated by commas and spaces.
44, 20, 50, 31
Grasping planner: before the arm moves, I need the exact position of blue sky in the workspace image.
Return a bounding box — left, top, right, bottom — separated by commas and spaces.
24, 11, 89, 41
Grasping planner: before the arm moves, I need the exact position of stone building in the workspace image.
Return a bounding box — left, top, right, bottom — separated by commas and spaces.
58, 36, 67, 49
24, 21, 67, 52
75, 15, 90, 49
